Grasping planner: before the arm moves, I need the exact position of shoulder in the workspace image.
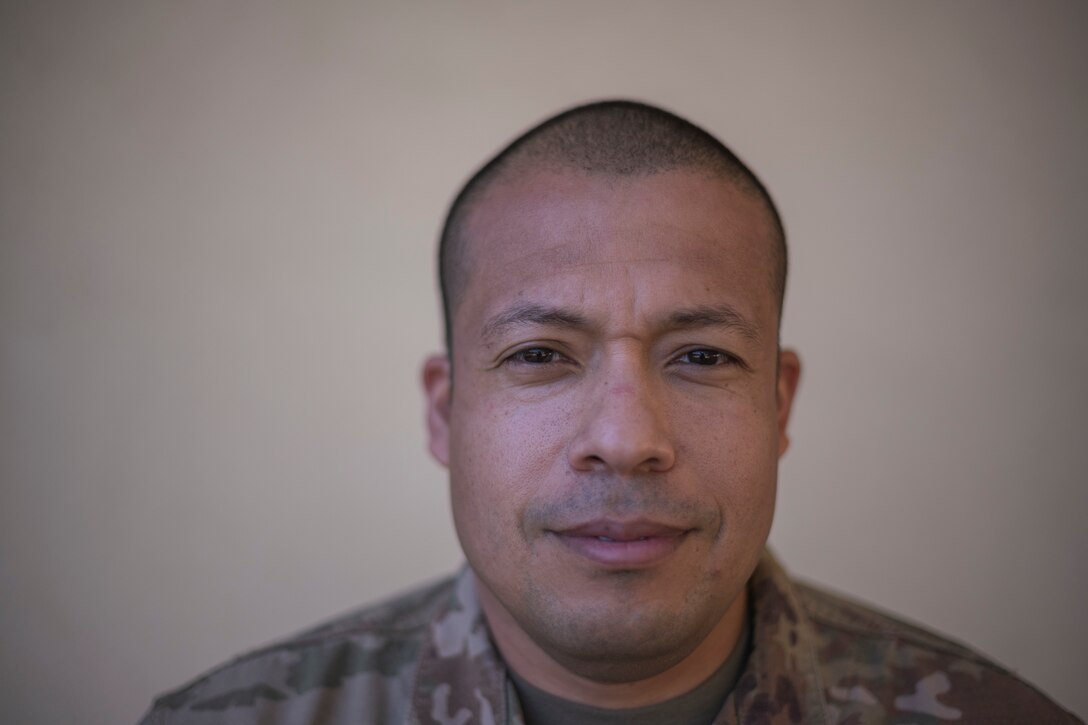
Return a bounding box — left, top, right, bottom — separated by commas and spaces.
793, 580, 1081, 724
139, 573, 458, 725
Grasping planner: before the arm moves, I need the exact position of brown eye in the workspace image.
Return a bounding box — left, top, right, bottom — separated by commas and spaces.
684, 349, 725, 366
516, 347, 555, 364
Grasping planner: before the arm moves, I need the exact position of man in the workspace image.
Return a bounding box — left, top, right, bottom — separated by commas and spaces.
142, 101, 1078, 724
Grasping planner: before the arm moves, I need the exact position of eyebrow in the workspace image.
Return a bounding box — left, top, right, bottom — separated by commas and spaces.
480, 301, 761, 344
665, 304, 762, 343
481, 303, 591, 342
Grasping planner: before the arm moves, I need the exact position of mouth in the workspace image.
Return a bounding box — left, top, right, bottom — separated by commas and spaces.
548, 519, 692, 569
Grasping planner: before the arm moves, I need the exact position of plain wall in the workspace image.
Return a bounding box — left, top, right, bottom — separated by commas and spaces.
1, 2, 1085, 722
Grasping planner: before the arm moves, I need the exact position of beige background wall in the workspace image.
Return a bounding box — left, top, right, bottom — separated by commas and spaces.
2, 2, 1085, 722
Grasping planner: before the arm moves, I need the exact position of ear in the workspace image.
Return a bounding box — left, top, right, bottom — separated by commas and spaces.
775, 349, 801, 458
422, 354, 452, 467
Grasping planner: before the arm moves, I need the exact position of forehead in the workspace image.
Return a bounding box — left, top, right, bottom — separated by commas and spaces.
456, 169, 779, 336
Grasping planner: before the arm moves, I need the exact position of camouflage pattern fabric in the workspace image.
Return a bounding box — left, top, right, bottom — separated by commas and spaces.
140, 552, 1080, 724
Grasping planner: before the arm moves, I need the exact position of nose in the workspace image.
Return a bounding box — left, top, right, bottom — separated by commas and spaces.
567, 355, 676, 476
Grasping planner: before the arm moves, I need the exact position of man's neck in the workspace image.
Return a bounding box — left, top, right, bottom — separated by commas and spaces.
475, 577, 750, 709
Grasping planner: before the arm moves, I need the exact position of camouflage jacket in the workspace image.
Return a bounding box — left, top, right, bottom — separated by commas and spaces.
141, 552, 1079, 724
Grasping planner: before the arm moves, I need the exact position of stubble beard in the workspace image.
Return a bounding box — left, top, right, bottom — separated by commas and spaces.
508, 565, 735, 684
467, 477, 757, 683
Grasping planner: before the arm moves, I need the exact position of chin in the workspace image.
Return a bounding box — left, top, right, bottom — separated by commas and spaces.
520, 587, 721, 682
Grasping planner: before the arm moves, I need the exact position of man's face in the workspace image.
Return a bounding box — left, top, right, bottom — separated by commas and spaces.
424, 168, 799, 679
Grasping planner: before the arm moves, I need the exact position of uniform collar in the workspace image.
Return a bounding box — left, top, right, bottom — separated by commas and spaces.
714, 551, 830, 724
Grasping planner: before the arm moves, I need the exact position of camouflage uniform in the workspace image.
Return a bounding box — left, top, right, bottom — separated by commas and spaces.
140, 552, 1079, 724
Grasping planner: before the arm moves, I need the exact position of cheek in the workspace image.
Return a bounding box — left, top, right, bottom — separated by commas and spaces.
717, 404, 780, 537
671, 392, 780, 503
508, 389, 575, 457
449, 395, 572, 539
674, 383, 771, 445
674, 402, 778, 578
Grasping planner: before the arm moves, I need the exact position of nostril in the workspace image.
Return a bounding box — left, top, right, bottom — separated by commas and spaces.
640, 456, 664, 471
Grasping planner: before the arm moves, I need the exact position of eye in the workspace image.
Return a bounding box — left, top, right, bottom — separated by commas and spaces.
508, 347, 559, 365
500, 346, 577, 382
679, 348, 733, 366
674, 348, 749, 371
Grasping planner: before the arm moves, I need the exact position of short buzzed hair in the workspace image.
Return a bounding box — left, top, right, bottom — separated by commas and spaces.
438, 100, 787, 351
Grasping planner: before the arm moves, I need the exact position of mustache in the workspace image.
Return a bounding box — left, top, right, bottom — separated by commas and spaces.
521, 477, 720, 533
